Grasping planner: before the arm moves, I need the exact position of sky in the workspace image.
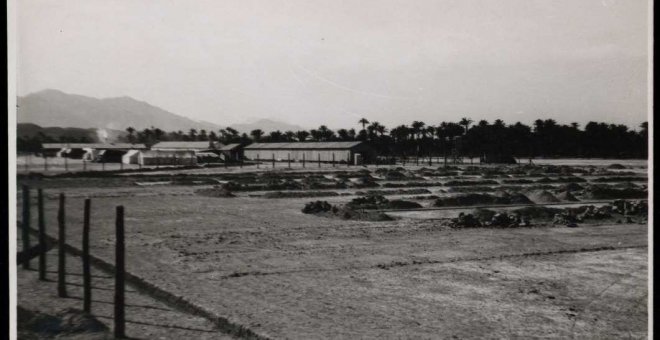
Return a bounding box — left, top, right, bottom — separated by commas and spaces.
16, 0, 650, 130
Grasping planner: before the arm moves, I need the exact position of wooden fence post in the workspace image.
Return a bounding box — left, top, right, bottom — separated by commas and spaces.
302, 153, 305, 168
288, 153, 291, 168
257, 154, 260, 168
57, 193, 67, 297
318, 153, 321, 168
272, 153, 275, 168
332, 153, 335, 167
83, 199, 92, 313
22, 185, 31, 270
38, 189, 46, 280
114, 206, 126, 338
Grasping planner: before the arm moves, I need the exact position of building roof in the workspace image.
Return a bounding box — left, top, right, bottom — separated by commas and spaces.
219, 143, 242, 151
244, 141, 365, 150
140, 149, 196, 156
151, 141, 221, 150
42, 143, 147, 150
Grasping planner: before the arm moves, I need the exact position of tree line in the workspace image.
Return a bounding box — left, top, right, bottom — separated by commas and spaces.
122, 118, 646, 159
18, 118, 647, 159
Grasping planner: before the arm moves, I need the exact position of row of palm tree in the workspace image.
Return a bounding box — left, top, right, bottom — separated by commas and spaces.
118, 117, 647, 159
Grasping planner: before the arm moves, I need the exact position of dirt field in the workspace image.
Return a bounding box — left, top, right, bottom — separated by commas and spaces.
16, 160, 648, 339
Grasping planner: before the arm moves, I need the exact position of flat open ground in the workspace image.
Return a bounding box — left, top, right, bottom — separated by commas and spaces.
16, 159, 648, 339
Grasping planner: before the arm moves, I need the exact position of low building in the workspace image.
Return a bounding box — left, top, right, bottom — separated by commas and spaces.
136, 150, 197, 166
41, 143, 147, 161
151, 141, 221, 152
219, 143, 243, 161
243, 141, 373, 164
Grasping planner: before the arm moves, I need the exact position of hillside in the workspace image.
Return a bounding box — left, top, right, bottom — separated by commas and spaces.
16, 123, 127, 143
17, 89, 222, 132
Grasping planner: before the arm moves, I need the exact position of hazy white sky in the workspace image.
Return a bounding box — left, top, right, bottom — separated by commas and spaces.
16, 0, 650, 129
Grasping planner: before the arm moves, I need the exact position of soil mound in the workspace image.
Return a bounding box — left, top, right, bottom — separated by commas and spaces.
264, 191, 339, 198
350, 176, 380, 188
301, 200, 394, 221
434, 193, 518, 207
446, 186, 496, 193
607, 163, 627, 169
558, 183, 584, 192
527, 190, 561, 203
194, 185, 235, 197
347, 195, 422, 210
512, 206, 563, 219
356, 188, 431, 196
581, 185, 647, 199
445, 179, 499, 186
555, 190, 579, 201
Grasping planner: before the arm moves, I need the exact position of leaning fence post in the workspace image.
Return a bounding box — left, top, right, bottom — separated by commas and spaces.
21, 185, 31, 269
38, 189, 46, 280
83, 199, 92, 313
114, 206, 126, 338
57, 193, 67, 297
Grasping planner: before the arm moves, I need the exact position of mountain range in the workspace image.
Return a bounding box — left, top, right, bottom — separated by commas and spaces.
17, 89, 222, 132
17, 89, 305, 134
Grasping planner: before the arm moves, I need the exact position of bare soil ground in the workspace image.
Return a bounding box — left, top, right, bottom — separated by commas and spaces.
16, 160, 648, 339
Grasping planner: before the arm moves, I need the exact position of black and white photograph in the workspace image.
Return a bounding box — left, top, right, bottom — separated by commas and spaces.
8, 0, 652, 339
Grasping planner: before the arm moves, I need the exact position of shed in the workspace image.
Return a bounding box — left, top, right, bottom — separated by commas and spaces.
219, 143, 243, 161
243, 141, 373, 163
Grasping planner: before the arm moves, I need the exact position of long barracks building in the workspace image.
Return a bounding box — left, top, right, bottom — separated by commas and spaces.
243, 141, 373, 164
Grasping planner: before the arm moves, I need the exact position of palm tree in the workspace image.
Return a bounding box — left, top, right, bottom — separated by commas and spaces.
295, 130, 310, 142
154, 128, 164, 141
459, 118, 473, 135
126, 127, 136, 143
226, 127, 239, 138
250, 129, 264, 141
188, 129, 198, 140
358, 118, 370, 131
309, 129, 321, 141
337, 129, 350, 141
269, 130, 284, 142
375, 124, 387, 137
411, 121, 425, 139
318, 125, 334, 141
